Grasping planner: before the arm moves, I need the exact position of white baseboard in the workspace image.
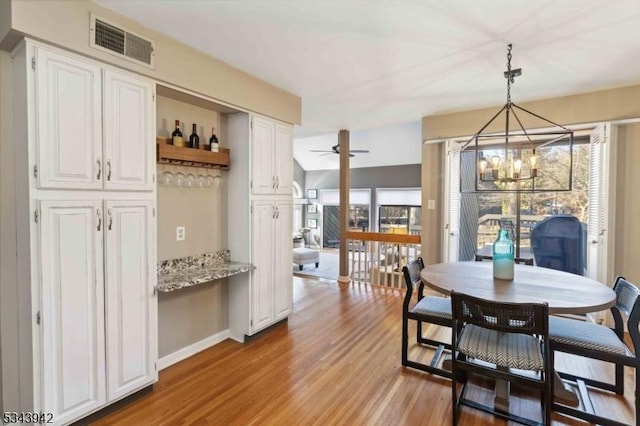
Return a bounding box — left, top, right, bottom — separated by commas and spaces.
157, 329, 229, 370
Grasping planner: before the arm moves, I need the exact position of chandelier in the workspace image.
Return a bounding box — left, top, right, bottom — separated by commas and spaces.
461, 44, 574, 193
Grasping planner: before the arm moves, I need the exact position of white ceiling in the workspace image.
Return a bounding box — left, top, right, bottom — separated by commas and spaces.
96, 0, 640, 170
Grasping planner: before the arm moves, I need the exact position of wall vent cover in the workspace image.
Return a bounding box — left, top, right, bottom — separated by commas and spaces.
90, 14, 155, 68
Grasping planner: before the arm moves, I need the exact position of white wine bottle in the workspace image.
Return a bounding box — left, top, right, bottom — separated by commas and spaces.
171, 119, 184, 147
209, 127, 219, 152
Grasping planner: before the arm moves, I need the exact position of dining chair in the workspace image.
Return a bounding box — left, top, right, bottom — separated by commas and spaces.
401, 257, 452, 378
450, 291, 551, 426
549, 276, 640, 425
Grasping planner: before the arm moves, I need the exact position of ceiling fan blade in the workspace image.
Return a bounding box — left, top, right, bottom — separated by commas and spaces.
319, 152, 334, 157
349, 150, 370, 153
309, 149, 333, 153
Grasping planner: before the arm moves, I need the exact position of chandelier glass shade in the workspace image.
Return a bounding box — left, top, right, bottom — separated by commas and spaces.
460, 45, 574, 193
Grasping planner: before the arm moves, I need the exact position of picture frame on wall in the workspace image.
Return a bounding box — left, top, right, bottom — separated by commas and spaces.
307, 204, 317, 214
307, 189, 317, 199
307, 219, 317, 229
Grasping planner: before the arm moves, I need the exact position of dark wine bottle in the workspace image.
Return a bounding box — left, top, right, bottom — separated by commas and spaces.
171, 120, 183, 146
209, 127, 219, 152
189, 123, 199, 149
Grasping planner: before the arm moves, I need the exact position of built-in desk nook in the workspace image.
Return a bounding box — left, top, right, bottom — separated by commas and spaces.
154, 81, 293, 369
157, 251, 255, 293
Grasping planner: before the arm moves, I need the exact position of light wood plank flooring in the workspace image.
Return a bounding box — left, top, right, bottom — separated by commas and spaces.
93, 276, 634, 425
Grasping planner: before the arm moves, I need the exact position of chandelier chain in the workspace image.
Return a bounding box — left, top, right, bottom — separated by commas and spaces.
506, 44, 513, 106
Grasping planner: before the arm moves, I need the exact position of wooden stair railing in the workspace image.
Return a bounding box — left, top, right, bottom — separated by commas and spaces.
346, 231, 421, 288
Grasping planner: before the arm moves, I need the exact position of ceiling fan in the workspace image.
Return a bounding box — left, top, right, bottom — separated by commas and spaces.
310, 144, 370, 158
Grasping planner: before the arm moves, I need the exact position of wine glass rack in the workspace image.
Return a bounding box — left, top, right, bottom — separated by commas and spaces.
156, 139, 230, 169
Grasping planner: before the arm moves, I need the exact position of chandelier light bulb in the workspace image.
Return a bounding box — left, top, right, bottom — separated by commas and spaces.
513, 158, 522, 179
479, 158, 488, 180
490, 155, 500, 179
529, 154, 538, 177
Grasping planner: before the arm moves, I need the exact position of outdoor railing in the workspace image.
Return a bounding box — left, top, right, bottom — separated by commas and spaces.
346, 231, 421, 288
477, 214, 545, 248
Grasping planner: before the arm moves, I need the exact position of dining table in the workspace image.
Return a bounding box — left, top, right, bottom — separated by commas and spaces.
421, 261, 617, 412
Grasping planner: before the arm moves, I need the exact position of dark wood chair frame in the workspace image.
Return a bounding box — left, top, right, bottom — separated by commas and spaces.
451, 291, 552, 426
550, 276, 640, 426
401, 257, 452, 379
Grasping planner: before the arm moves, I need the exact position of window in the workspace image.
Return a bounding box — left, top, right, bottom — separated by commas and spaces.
379, 205, 421, 235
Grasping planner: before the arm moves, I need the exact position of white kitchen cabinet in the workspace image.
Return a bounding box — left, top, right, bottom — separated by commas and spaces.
272, 200, 293, 320
37, 199, 157, 424
104, 200, 156, 401
250, 199, 293, 334
251, 200, 277, 330
227, 114, 293, 341
273, 123, 293, 195
39, 200, 107, 425
34, 47, 154, 191
251, 116, 293, 195
103, 70, 155, 191
35, 47, 103, 190
1, 40, 157, 426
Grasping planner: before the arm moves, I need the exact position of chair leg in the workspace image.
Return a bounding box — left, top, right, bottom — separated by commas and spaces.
545, 371, 552, 426
416, 320, 423, 342
635, 367, 639, 426
451, 354, 458, 425
402, 315, 409, 366
615, 362, 625, 395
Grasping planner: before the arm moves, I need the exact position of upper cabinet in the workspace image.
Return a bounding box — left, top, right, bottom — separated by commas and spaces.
251, 115, 293, 195
35, 47, 103, 190
103, 70, 155, 191
34, 47, 154, 191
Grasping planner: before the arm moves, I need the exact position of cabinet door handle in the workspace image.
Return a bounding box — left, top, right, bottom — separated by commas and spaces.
106, 160, 112, 181
97, 158, 102, 180
97, 209, 102, 231
272, 206, 276, 218
276, 176, 280, 189
276, 207, 280, 218
107, 209, 113, 230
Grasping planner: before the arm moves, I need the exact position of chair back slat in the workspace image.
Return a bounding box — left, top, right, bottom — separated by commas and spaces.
402, 256, 424, 290
614, 277, 640, 317
402, 257, 424, 309
451, 291, 548, 335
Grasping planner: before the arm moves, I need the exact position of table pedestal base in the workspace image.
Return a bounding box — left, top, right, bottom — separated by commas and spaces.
493, 371, 579, 412
444, 359, 579, 410
494, 368, 510, 412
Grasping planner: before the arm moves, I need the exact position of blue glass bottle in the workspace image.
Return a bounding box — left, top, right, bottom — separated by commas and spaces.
493, 229, 514, 280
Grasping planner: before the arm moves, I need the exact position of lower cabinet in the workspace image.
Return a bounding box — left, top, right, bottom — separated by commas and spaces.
38, 199, 156, 425
250, 198, 293, 334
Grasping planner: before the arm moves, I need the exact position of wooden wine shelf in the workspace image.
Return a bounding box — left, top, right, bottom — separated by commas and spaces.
156, 144, 230, 169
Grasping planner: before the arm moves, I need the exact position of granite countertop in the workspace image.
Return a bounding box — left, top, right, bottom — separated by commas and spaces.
157, 250, 255, 293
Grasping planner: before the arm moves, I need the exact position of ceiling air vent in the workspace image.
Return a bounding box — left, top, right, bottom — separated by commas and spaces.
90, 15, 155, 68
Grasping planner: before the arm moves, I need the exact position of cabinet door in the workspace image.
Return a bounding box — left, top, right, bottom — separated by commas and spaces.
251, 116, 276, 195
103, 70, 155, 191
251, 200, 275, 332
39, 200, 106, 424
274, 124, 293, 195
273, 200, 293, 320
104, 200, 157, 401
35, 47, 102, 189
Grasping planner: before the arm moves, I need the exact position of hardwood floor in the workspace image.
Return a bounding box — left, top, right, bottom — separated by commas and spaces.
93, 276, 634, 425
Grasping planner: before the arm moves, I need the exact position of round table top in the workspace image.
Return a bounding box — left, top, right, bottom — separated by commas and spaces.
421, 261, 616, 315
